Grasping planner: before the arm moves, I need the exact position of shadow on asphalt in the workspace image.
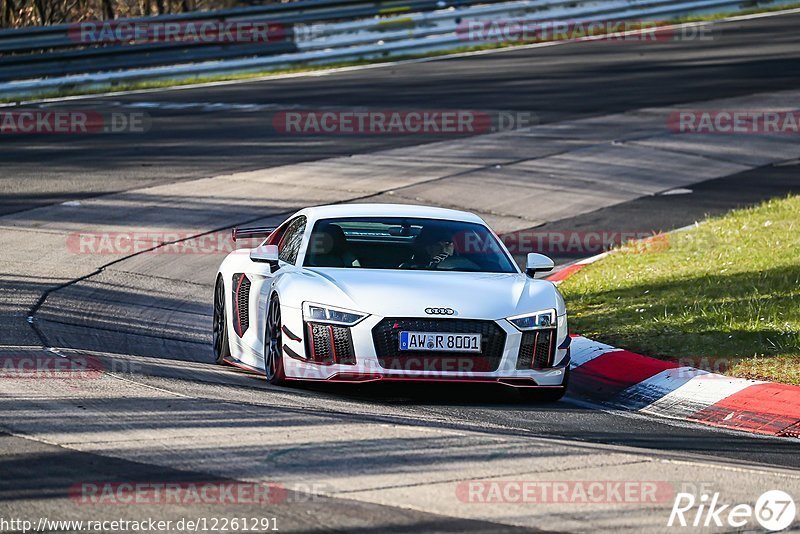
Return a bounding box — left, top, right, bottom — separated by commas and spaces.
294, 381, 567, 407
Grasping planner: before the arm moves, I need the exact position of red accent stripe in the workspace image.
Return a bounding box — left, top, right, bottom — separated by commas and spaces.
571, 350, 678, 401
281, 325, 301, 342
323, 372, 382, 383
528, 331, 556, 370
328, 325, 338, 364
286, 373, 558, 387
545, 263, 586, 283
531, 330, 558, 370
283, 344, 307, 362
529, 331, 540, 370
690, 383, 800, 436
222, 357, 261, 375
307, 323, 318, 362
233, 275, 245, 337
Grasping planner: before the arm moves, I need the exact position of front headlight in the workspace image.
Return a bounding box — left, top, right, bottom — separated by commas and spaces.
303, 302, 368, 326
507, 309, 556, 331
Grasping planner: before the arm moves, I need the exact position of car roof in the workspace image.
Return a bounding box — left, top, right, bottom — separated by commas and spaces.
293, 204, 486, 225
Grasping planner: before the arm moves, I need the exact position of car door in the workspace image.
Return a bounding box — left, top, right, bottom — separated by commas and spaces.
228, 216, 306, 369
240, 216, 307, 369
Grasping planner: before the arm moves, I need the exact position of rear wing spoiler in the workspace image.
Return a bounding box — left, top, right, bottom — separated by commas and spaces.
231, 226, 277, 242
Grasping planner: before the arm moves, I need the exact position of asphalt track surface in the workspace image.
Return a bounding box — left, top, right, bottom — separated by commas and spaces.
1, 11, 799, 215
1, 10, 800, 533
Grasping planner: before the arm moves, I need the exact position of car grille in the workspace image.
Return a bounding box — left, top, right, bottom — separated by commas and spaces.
516, 329, 557, 369
372, 318, 506, 372
306, 323, 357, 365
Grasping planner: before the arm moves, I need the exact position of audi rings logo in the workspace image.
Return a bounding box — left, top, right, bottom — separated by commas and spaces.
425, 307, 455, 315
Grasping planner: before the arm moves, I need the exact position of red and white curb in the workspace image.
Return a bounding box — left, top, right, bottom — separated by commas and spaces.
567, 336, 800, 438
544, 252, 609, 284
548, 249, 800, 439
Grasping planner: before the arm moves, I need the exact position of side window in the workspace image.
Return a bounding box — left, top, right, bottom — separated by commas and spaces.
277, 216, 306, 265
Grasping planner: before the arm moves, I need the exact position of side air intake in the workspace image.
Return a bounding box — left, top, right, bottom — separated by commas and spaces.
232, 273, 251, 337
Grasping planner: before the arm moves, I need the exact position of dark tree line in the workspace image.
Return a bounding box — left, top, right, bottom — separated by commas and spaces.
0, 0, 255, 28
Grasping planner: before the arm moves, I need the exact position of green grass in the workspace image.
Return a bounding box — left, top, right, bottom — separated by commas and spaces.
5, 2, 800, 104
559, 195, 800, 385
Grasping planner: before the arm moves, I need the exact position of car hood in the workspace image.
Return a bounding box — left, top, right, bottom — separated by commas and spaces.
305, 268, 562, 319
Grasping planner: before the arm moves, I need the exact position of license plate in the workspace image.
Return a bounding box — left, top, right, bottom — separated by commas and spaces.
399, 332, 482, 353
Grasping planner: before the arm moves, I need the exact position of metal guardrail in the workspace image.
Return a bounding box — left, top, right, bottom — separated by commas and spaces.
0, 0, 511, 73
0, 0, 794, 99
0, 0, 516, 54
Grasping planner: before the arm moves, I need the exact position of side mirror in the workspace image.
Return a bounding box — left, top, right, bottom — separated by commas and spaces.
525, 253, 554, 277
250, 245, 279, 271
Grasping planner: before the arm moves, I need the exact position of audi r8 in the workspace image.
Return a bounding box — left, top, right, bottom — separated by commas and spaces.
213, 204, 570, 400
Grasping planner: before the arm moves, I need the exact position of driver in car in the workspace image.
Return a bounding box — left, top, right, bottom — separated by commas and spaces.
402, 227, 458, 269
426, 236, 455, 268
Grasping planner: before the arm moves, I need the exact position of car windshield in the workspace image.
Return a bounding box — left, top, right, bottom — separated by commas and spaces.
303, 217, 517, 273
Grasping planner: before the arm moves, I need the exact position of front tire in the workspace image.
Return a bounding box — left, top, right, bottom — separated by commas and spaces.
264, 293, 286, 385
212, 276, 231, 364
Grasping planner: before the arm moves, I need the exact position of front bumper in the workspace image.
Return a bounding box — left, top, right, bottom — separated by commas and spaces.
280, 310, 570, 387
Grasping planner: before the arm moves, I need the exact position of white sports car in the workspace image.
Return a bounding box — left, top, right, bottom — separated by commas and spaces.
213, 204, 570, 400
